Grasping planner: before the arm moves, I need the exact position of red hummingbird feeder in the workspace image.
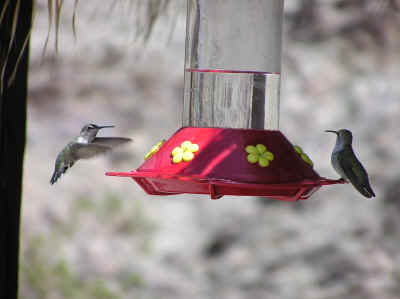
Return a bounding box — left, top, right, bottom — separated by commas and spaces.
106, 0, 345, 200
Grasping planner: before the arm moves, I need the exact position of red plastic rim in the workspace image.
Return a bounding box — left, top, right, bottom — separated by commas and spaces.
106, 127, 346, 201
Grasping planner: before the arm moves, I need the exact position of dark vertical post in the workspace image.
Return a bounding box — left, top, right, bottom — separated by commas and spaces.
0, 1, 33, 298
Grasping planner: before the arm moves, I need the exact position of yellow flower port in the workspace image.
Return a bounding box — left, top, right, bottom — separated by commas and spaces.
245, 144, 274, 167
293, 145, 313, 167
144, 140, 166, 160
171, 140, 199, 163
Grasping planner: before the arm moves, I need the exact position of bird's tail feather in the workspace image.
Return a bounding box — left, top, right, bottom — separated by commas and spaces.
50, 163, 72, 185
351, 181, 375, 198
50, 170, 61, 185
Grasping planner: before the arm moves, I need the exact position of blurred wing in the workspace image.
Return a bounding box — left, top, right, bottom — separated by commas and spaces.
92, 137, 132, 147
71, 143, 112, 159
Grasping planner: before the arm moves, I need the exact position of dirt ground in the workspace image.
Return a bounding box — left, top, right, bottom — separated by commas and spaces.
20, 1, 400, 299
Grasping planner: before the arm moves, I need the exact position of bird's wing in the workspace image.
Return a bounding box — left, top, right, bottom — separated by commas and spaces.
338, 149, 375, 198
348, 156, 375, 198
71, 143, 112, 159
92, 137, 132, 147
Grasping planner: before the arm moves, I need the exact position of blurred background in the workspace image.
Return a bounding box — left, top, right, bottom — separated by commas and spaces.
21, 0, 400, 298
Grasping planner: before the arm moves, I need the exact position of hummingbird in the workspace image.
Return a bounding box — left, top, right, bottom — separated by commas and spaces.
50, 123, 131, 185
325, 129, 375, 198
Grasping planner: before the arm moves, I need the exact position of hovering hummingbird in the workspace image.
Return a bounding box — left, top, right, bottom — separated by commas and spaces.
50, 124, 131, 185
325, 129, 375, 198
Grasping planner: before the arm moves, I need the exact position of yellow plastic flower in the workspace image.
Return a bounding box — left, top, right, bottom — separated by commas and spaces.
245, 144, 274, 167
293, 145, 313, 167
171, 140, 199, 163
145, 140, 166, 160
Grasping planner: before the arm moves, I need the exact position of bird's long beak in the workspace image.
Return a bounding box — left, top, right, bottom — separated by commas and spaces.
97, 125, 115, 129
325, 130, 338, 134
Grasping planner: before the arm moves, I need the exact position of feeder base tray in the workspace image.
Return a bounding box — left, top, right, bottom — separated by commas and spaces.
106, 127, 346, 201
106, 171, 345, 201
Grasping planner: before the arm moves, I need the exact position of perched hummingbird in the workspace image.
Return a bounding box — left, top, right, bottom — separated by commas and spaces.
325, 129, 375, 198
50, 124, 131, 185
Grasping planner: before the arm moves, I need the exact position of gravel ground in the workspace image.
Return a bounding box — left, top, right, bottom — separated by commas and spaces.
20, 1, 400, 299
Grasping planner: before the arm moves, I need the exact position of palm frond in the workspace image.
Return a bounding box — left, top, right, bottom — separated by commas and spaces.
134, 0, 174, 42
6, 29, 31, 88
0, 0, 181, 94
0, 0, 10, 25
42, 0, 53, 57
54, 0, 64, 52
0, 0, 21, 94
72, 0, 79, 39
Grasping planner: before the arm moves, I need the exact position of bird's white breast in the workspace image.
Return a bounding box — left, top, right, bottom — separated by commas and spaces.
77, 136, 89, 144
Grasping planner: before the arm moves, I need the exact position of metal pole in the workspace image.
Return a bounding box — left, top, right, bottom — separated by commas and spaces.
183, 0, 284, 129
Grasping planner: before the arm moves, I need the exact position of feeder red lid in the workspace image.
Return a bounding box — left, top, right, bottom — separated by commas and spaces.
106, 127, 345, 201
